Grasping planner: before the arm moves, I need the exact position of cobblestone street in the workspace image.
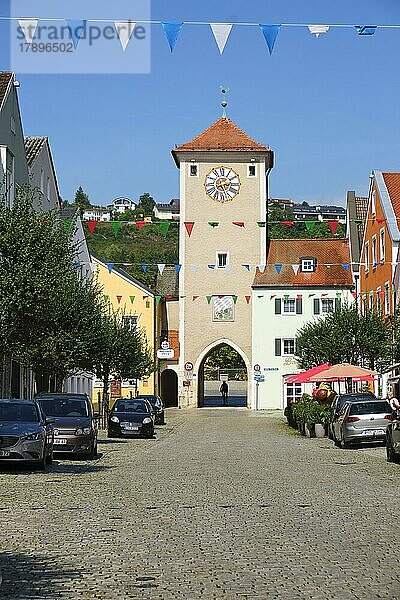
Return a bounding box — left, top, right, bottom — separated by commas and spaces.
1, 409, 400, 599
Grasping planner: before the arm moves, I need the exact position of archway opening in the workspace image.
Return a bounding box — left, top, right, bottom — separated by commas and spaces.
161, 369, 178, 407
198, 343, 248, 408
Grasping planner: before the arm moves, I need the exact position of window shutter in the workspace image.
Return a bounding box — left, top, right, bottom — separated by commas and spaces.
275, 298, 281, 314
313, 299, 320, 315
335, 298, 341, 311
296, 298, 303, 314
275, 338, 281, 356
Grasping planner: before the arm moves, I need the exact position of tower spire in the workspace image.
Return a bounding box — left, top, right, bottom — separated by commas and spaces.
220, 85, 230, 119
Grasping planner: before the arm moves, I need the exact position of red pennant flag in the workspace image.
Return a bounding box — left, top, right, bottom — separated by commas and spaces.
86, 220, 98, 235
328, 220, 339, 235
184, 222, 194, 237
282, 221, 294, 227
136, 221, 145, 230
297, 294, 302, 300
218, 295, 225, 299
193, 295, 199, 301
352, 292, 357, 298
379, 290, 385, 298
245, 295, 251, 304
143, 295, 149, 300
116, 295, 122, 304
233, 221, 245, 227
376, 218, 386, 224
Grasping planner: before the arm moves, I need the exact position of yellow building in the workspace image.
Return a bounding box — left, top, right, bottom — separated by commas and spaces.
91, 255, 159, 407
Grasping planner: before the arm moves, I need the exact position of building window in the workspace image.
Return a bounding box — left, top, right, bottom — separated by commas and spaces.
372, 235, 377, 267
286, 383, 302, 405
371, 190, 376, 216
380, 228, 385, 262
376, 288, 382, 313
283, 298, 296, 314
283, 338, 295, 355
321, 299, 334, 313
364, 241, 370, 273
212, 295, 234, 322
46, 177, 50, 202
122, 315, 139, 331
189, 164, 198, 177
5, 150, 14, 207
40, 169, 44, 194
300, 257, 316, 273
362, 295, 367, 315
384, 282, 390, 315
369, 291, 374, 311
217, 252, 228, 269
248, 164, 256, 177
10, 115, 16, 134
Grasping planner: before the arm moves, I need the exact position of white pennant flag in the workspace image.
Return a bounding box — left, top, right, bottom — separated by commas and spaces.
292, 264, 300, 275
308, 24, 330, 38
210, 23, 233, 54
257, 263, 266, 273
114, 21, 136, 51
225, 264, 233, 273
191, 264, 199, 273
18, 19, 39, 44
157, 263, 165, 276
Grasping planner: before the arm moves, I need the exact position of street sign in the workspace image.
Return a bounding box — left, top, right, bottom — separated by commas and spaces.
253, 364, 261, 372
254, 375, 265, 382
161, 340, 170, 350
157, 348, 174, 359
185, 361, 194, 371
185, 371, 193, 380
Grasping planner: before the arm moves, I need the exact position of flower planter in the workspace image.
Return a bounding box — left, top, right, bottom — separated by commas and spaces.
314, 423, 325, 438
305, 424, 315, 438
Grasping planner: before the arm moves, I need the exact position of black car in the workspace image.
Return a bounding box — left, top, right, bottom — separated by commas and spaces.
0, 399, 54, 469
328, 392, 377, 440
108, 398, 155, 438
136, 395, 165, 425
36, 393, 98, 459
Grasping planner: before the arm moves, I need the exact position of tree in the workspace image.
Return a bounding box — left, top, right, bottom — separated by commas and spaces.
204, 344, 246, 380
296, 304, 392, 372
73, 186, 91, 210
137, 192, 155, 216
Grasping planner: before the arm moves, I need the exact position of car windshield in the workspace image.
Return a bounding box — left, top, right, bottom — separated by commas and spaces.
38, 398, 89, 417
350, 402, 391, 415
0, 402, 39, 422
338, 394, 376, 408
113, 400, 148, 413
138, 396, 161, 407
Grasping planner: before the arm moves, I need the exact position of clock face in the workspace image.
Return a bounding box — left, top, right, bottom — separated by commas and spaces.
204, 166, 241, 203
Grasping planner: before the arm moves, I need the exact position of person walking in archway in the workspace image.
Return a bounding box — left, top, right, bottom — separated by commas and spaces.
220, 381, 228, 406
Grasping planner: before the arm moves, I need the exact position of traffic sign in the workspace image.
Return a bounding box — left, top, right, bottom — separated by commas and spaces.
157, 348, 174, 359
161, 340, 170, 350
253, 364, 261, 372
185, 361, 194, 371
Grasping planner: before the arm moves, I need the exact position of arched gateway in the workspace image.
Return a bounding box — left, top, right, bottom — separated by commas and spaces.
172, 111, 274, 409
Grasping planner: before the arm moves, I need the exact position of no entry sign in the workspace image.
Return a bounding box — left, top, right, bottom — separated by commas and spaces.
185, 361, 194, 371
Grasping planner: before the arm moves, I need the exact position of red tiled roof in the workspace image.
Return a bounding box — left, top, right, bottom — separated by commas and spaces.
383, 172, 400, 221
253, 238, 353, 288
0, 72, 13, 108
173, 117, 270, 152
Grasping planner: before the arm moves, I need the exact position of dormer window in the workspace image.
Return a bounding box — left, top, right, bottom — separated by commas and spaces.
300, 257, 316, 273
189, 164, 198, 177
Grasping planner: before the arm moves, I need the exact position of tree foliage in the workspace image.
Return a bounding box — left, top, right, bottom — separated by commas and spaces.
73, 186, 91, 210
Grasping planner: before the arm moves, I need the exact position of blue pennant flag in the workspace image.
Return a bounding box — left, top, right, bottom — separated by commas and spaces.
66, 20, 87, 49
259, 24, 281, 55
355, 25, 377, 36
175, 264, 181, 274
208, 264, 216, 270
107, 263, 115, 273
162, 22, 183, 52
275, 264, 282, 274
141, 264, 148, 273
342, 263, 350, 270
242, 264, 251, 271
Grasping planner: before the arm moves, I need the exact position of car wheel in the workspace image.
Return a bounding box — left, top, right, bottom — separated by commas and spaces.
46, 449, 53, 465
37, 450, 47, 471
386, 437, 400, 463
87, 440, 97, 460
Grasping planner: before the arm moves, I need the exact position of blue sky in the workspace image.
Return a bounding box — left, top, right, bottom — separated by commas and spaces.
1, 0, 400, 206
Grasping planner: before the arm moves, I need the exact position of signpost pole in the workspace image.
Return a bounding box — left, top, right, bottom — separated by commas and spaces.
255, 381, 259, 411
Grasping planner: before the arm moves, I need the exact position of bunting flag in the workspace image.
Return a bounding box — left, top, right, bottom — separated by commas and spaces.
114, 21, 136, 51
103, 295, 109, 302
355, 25, 377, 35
292, 264, 300, 275
297, 294, 303, 300
342, 263, 350, 270
352, 292, 357, 298
175, 264, 182, 274
184, 222, 195, 237
275, 264, 282, 274
379, 290, 385, 298
257, 221, 266, 228
376, 218, 385, 224
157, 264, 165, 276
308, 24, 330, 38
257, 263, 266, 273
326, 264, 332, 268
282, 221, 294, 227
328, 220, 339, 235
66, 19, 87, 49
208, 265, 216, 269
159, 222, 170, 236
72, 261, 80, 270
143, 295, 149, 300
242, 264, 250, 271
233, 222, 245, 227
232, 296, 238, 304
111, 221, 122, 238
210, 23, 233, 54
129, 296, 135, 303
156, 295, 162, 304
136, 221, 145, 230
206, 296, 212, 304
259, 24, 281, 55
106, 263, 115, 274
321, 293, 328, 297
193, 295, 199, 301
336, 292, 341, 298
309, 293, 315, 297
141, 264, 147, 273
305, 221, 316, 232
86, 220, 98, 235
284, 294, 289, 300
18, 19, 39, 44
162, 22, 183, 52
116, 295, 122, 304
270, 295, 276, 300
245, 296, 251, 304
354, 219, 363, 225
208, 222, 219, 228
191, 264, 199, 273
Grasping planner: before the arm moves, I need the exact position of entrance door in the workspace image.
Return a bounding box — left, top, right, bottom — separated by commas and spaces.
161, 369, 178, 407
198, 343, 248, 408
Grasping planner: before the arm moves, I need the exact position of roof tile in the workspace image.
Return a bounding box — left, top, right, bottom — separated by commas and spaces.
25, 136, 47, 167
382, 172, 400, 221
0, 72, 13, 108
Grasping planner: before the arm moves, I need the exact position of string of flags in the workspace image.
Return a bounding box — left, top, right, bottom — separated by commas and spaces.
12, 18, 396, 54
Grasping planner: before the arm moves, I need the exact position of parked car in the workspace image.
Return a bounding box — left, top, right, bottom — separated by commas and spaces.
136, 395, 165, 425
333, 399, 393, 448
108, 398, 154, 438
386, 413, 400, 463
328, 392, 377, 440
0, 399, 54, 469
36, 393, 98, 459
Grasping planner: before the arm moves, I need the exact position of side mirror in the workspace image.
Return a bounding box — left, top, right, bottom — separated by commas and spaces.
45, 417, 55, 425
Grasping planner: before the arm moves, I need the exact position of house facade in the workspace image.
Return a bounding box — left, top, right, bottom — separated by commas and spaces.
25, 136, 61, 211
82, 207, 112, 222
107, 197, 136, 214
153, 199, 180, 220
252, 238, 354, 409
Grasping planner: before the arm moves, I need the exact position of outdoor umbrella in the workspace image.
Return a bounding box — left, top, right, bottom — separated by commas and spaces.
308, 363, 378, 382
284, 363, 331, 384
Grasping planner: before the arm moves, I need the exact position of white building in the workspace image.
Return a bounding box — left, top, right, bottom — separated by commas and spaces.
25, 136, 61, 211
252, 238, 354, 410
153, 199, 180, 221
108, 197, 136, 214
82, 207, 111, 222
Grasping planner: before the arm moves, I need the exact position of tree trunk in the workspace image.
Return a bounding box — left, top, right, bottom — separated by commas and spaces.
102, 368, 110, 429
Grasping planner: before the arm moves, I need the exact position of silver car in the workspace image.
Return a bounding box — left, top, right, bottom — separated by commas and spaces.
333, 399, 393, 448
0, 399, 54, 469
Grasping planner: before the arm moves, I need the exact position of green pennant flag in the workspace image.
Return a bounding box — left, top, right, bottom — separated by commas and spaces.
111, 221, 122, 238
159, 222, 171, 236
257, 221, 266, 228
103, 295, 109, 302
305, 221, 315, 232
232, 295, 238, 304
284, 294, 289, 300
62, 219, 72, 232
354, 219, 362, 225
156, 295, 162, 304
206, 296, 212, 304
208, 222, 219, 228
129, 296, 135, 304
